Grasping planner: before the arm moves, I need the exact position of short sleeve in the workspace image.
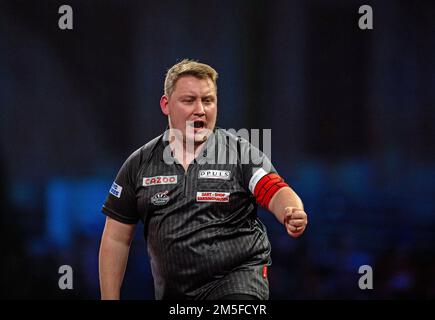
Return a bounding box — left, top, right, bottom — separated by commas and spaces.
101, 148, 142, 224
238, 137, 278, 195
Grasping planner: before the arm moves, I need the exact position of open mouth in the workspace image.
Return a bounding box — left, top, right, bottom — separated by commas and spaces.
193, 120, 205, 129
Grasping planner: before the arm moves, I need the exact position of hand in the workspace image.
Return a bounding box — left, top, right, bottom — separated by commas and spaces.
284, 207, 308, 238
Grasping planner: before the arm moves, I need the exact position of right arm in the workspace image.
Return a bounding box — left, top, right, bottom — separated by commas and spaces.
99, 217, 136, 300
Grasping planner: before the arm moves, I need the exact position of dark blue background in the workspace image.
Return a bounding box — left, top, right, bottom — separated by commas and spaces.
0, 0, 434, 299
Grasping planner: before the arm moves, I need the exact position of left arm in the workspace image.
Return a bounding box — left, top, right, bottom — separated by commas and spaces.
268, 186, 308, 237
238, 137, 308, 237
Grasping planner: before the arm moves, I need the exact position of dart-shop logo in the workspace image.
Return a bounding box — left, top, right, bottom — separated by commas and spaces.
151, 190, 170, 206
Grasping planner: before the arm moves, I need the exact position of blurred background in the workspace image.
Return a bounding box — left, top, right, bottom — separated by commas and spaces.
0, 0, 434, 299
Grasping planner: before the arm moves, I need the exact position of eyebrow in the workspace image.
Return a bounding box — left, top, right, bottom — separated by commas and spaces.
179, 94, 215, 99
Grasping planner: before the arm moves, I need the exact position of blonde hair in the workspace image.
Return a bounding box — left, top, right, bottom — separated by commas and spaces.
164, 59, 218, 97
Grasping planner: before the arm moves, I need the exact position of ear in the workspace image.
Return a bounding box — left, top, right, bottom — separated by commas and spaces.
160, 95, 169, 116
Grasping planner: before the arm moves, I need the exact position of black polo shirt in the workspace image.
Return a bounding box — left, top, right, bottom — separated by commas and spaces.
102, 128, 277, 299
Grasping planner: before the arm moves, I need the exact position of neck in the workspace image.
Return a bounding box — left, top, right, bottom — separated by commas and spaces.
169, 136, 206, 168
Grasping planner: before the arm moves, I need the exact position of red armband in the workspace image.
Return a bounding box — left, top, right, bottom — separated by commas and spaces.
253, 173, 289, 210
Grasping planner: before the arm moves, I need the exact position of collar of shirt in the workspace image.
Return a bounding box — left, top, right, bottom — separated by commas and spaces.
159, 127, 219, 165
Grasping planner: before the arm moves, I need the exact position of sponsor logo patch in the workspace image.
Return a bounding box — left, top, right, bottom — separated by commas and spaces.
198, 170, 231, 180
109, 182, 123, 198
196, 192, 230, 202
151, 190, 170, 206
143, 175, 177, 187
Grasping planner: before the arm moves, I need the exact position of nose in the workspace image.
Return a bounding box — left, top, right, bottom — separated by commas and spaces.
193, 100, 205, 116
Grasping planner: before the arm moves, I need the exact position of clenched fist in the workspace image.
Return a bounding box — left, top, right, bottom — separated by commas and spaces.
284, 207, 308, 237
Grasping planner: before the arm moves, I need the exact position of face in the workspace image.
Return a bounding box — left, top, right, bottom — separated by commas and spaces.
160, 75, 217, 146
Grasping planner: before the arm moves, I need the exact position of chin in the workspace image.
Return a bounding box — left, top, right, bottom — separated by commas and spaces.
194, 135, 208, 144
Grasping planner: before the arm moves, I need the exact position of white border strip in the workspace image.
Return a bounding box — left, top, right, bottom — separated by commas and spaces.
248, 168, 268, 194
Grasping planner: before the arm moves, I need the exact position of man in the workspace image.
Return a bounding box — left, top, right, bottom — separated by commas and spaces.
99, 59, 308, 300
